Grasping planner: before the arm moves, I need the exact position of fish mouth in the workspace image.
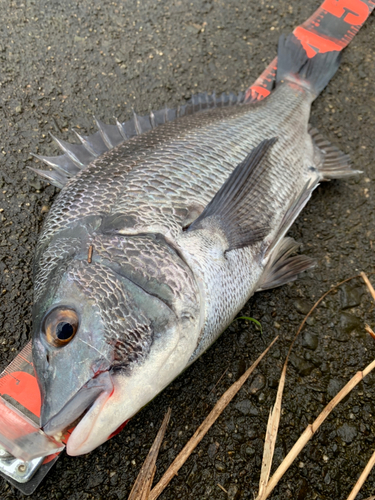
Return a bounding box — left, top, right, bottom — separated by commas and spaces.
42, 371, 114, 448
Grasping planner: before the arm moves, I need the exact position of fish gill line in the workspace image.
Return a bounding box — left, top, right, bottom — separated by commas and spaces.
78, 337, 112, 364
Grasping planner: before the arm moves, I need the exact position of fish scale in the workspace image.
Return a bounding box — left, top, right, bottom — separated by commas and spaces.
33, 81, 317, 380
66, 260, 154, 368
38, 83, 312, 260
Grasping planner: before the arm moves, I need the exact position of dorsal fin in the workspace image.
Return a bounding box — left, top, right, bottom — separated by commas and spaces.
29, 91, 247, 188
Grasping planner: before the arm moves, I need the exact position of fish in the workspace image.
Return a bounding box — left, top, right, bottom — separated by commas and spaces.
30, 33, 360, 456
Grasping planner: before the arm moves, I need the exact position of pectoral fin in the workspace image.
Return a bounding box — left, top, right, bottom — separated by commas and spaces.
187, 138, 277, 252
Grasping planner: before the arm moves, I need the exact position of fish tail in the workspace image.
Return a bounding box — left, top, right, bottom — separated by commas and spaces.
276, 33, 341, 99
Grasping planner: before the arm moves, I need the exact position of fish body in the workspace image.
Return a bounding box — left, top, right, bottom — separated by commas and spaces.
31, 35, 358, 455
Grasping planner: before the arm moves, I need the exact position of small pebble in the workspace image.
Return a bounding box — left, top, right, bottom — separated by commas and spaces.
306, 316, 315, 326
227, 483, 241, 500
233, 359, 247, 379
338, 312, 362, 338
290, 353, 314, 376
340, 284, 361, 310
337, 423, 357, 444
302, 331, 319, 350
247, 428, 257, 440
234, 399, 259, 416
248, 373, 266, 394
294, 299, 311, 315
215, 460, 226, 472
245, 446, 256, 456
257, 392, 266, 403
271, 348, 280, 359
207, 442, 220, 460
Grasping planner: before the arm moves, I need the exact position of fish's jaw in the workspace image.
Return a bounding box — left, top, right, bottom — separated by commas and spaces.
64, 376, 114, 455
65, 320, 201, 455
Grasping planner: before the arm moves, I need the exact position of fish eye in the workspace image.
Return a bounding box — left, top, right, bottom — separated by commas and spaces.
43, 307, 79, 347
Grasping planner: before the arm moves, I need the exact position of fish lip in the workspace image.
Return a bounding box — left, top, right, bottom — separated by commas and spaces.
42, 371, 113, 437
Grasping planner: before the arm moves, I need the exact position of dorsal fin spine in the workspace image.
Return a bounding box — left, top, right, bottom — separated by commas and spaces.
72, 129, 98, 157
31, 90, 247, 188
132, 109, 142, 135
49, 133, 85, 168
115, 117, 128, 139
94, 116, 114, 148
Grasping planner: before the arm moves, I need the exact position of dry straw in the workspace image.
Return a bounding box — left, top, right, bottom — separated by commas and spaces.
257, 272, 375, 500
129, 336, 279, 500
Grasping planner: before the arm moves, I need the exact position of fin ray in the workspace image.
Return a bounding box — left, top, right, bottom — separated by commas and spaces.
31, 90, 247, 187
50, 134, 89, 168
31, 153, 80, 176
309, 125, 361, 179
258, 237, 315, 291
27, 167, 68, 189
94, 117, 123, 149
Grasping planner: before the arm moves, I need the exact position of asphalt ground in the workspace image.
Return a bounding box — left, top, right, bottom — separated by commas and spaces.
0, 1, 374, 499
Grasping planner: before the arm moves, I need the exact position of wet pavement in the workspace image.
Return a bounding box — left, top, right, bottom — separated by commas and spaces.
0, 0, 374, 498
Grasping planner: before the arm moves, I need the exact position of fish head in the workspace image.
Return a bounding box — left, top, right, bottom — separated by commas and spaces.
32, 233, 201, 455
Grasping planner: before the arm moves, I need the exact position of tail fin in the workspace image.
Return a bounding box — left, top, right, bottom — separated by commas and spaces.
276, 34, 341, 99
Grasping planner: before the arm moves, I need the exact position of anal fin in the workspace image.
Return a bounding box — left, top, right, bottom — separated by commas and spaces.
309, 125, 361, 179
257, 237, 315, 291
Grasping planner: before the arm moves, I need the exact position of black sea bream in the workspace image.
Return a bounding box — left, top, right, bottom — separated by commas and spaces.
31, 34, 360, 455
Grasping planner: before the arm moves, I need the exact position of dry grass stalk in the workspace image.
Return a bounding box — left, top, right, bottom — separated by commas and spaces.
346, 449, 375, 500
148, 336, 279, 500
362, 273, 375, 339
365, 324, 375, 339
344, 272, 375, 500
362, 497, 375, 500
217, 483, 228, 494
256, 271, 375, 500
256, 275, 357, 498
144, 465, 157, 499
361, 272, 375, 301
127, 408, 171, 500
260, 358, 375, 500
257, 362, 286, 498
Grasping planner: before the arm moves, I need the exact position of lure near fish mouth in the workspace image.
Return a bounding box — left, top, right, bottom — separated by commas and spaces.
31, 32, 361, 455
